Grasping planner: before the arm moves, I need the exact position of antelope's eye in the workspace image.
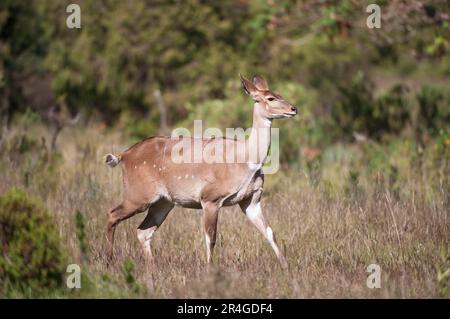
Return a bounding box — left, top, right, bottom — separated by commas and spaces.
267, 97, 275, 101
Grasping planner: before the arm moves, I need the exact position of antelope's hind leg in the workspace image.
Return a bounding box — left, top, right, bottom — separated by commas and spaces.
137, 198, 174, 261
106, 200, 145, 265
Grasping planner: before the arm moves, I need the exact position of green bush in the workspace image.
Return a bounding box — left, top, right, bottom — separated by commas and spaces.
417, 85, 450, 135
0, 188, 66, 297
331, 72, 411, 140
122, 258, 141, 294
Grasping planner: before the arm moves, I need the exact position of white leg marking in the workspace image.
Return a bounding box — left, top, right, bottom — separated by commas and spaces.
246, 202, 265, 231
205, 233, 211, 262
245, 201, 285, 265
265, 225, 281, 257
137, 226, 156, 257
266, 226, 274, 242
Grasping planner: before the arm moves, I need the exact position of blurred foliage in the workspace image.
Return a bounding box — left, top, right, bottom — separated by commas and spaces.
0, 188, 67, 297
0, 0, 449, 172
330, 72, 413, 141
75, 210, 88, 261
417, 85, 450, 135
122, 258, 141, 294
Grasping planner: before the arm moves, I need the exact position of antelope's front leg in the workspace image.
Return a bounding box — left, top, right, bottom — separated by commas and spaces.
239, 191, 288, 269
201, 201, 219, 263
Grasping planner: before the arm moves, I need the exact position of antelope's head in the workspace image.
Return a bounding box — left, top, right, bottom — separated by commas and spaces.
240, 74, 297, 120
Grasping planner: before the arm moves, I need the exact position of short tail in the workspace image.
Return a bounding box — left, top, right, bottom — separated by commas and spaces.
104, 153, 121, 167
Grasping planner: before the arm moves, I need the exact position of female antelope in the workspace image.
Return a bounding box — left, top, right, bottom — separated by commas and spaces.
105, 75, 297, 268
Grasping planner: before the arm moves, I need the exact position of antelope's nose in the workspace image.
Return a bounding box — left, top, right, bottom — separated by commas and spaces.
291, 106, 297, 114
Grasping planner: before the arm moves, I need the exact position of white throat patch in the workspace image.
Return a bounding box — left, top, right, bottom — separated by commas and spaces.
247, 162, 262, 171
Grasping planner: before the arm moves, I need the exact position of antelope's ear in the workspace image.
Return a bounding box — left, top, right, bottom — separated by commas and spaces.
240, 74, 258, 96
252, 75, 269, 91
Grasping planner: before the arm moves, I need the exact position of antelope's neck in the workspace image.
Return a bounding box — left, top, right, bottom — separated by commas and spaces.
247, 104, 272, 167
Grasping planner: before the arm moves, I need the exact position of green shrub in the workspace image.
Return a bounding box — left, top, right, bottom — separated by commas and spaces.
123, 112, 159, 142
0, 188, 66, 297
331, 72, 411, 140
122, 258, 140, 294
75, 210, 88, 262
417, 85, 450, 136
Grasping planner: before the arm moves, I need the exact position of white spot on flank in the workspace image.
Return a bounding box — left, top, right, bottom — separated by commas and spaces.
191, 175, 194, 179
143, 161, 147, 165
185, 174, 189, 179
177, 176, 181, 180
159, 167, 162, 171
134, 165, 137, 169
153, 164, 156, 168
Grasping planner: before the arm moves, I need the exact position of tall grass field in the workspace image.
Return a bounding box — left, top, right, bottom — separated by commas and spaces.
0, 119, 448, 298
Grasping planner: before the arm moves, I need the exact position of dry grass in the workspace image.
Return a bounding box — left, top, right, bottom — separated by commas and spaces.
0, 123, 448, 298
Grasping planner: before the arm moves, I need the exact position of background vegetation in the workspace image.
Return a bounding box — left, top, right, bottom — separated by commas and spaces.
0, 0, 449, 298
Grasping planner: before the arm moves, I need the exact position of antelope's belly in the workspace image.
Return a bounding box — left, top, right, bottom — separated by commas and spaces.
164, 180, 203, 209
